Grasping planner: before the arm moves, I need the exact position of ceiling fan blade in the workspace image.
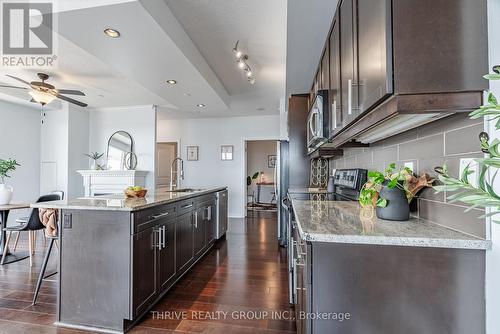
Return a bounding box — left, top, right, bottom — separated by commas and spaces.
56, 89, 85, 96
6, 74, 31, 86
55, 93, 88, 107
0, 84, 27, 90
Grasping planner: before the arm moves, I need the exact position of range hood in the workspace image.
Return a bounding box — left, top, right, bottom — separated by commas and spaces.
330, 91, 483, 146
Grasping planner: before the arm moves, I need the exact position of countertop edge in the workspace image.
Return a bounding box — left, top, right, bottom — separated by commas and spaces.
290, 198, 491, 251
30, 187, 228, 212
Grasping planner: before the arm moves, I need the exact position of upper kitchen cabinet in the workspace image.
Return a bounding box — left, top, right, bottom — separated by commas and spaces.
357, 0, 393, 112
329, 16, 342, 138
307, 0, 488, 147
339, 0, 359, 126
320, 47, 329, 91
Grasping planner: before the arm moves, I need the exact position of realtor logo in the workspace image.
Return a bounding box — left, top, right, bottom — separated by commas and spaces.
1, 1, 57, 67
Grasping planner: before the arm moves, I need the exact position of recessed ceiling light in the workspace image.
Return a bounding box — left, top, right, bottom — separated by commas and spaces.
183, 92, 191, 96
104, 28, 120, 38
196, 104, 206, 108
166, 79, 177, 85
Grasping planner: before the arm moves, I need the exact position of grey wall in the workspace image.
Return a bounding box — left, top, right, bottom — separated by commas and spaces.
330, 113, 486, 238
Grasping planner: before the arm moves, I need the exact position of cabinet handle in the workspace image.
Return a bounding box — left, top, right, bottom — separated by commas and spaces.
151, 212, 169, 220
162, 226, 166, 248
194, 212, 198, 228
182, 203, 193, 209
156, 228, 162, 250
347, 79, 352, 115
207, 206, 212, 221
332, 99, 337, 129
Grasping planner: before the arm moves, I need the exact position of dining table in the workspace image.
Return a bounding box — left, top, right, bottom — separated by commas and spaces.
0, 203, 31, 265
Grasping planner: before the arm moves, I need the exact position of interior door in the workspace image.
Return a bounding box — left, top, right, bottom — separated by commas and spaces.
357, 0, 393, 112
340, 0, 359, 126
156, 142, 177, 190
329, 17, 342, 138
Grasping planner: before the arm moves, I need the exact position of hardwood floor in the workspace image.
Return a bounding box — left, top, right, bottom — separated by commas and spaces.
0, 211, 295, 333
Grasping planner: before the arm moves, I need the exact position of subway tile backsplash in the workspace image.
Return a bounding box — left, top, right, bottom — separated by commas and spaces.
330, 113, 486, 238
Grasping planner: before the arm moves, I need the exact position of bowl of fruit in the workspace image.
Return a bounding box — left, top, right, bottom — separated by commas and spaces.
124, 186, 148, 198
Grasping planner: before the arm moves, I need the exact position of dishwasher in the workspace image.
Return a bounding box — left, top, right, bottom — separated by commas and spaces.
215, 189, 228, 239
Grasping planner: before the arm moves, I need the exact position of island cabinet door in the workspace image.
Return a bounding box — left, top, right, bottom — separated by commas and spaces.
176, 212, 194, 274
132, 225, 158, 317
157, 219, 176, 292
204, 201, 216, 245
193, 207, 206, 256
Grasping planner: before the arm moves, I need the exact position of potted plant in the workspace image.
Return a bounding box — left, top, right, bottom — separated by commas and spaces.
0, 159, 20, 205
434, 69, 500, 221
85, 152, 104, 170
359, 163, 434, 221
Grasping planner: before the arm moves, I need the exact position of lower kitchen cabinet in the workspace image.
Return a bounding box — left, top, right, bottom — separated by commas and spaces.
193, 207, 206, 257
176, 211, 194, 273
132, 226, 158, 317
157, 219, 176, 291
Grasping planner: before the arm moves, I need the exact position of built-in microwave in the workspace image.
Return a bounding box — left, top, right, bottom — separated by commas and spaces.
307, 89, 329, 152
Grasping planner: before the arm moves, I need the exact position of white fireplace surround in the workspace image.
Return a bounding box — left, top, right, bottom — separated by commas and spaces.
77, 170, 148, 197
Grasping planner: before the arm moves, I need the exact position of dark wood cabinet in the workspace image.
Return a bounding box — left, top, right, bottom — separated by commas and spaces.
308, 0, 487, 148
176, 211, 194, 273
157, 219, 176, 291
132, 226, 157, 317
320, 48, 329, 91
193, 207, 206, 256
340, 0, 359, 126
357, 0, 393, 113
329, 17, 341, 138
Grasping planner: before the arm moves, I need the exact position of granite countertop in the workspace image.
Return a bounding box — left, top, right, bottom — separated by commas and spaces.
31, 187, 227, 212
291, 198, 491, 250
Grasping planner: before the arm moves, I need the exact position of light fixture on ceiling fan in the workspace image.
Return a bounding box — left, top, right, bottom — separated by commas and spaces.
232, 40, 255, 85
0, 73, 88, 107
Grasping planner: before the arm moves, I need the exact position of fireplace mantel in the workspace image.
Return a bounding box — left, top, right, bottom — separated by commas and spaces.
77, 170, 148, 196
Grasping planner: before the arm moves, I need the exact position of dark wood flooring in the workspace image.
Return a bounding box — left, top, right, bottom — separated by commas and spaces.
0, 211, 295, 333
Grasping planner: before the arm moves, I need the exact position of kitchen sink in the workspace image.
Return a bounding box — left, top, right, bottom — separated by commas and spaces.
166, 188, 204, 193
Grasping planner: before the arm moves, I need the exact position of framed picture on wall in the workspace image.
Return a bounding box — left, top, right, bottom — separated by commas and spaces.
221, 145, 233, 161
268, 155, 277, 168
187, 146, 199, 161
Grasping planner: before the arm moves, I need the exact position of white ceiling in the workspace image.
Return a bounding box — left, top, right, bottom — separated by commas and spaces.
0, 0, 287, 118
286, 0, 339, 97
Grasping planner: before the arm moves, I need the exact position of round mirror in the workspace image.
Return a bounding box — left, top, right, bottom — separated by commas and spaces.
106, 131, 133, 170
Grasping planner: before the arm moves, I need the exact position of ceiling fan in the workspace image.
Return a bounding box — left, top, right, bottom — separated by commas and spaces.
0, 73, 88, 107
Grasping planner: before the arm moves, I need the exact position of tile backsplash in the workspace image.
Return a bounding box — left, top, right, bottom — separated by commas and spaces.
330, 113, 486, 238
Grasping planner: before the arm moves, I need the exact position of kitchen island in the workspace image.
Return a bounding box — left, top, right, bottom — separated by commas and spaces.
289, 197, 491, 334
32, 187, 227, 333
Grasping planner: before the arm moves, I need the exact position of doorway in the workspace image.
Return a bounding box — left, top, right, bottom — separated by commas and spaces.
156, 142, 178, 191
245, 140, 277, 214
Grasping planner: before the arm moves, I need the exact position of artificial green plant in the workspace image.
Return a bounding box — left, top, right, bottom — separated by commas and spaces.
434, 69, 500, 222
0, 159, 20, 184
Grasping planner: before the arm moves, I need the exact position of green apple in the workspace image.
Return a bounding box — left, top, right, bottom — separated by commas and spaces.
133, 186, 143, 191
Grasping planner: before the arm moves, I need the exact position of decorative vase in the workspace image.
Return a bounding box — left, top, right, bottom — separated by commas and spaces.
0, 184, 13, 205
376, 181, 410, 221
91, 160, 98, 170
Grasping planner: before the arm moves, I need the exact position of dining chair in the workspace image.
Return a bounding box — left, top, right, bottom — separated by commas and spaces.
0, 191, 63, 266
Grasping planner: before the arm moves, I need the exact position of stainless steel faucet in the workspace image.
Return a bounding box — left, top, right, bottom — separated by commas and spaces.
169, 157, 184, 190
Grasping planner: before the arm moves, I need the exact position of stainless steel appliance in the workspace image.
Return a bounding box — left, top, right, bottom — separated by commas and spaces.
307, 90, 329, 153
215, 190, 228, 239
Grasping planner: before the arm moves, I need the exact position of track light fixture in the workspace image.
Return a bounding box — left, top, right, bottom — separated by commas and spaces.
232, 40, 255, 85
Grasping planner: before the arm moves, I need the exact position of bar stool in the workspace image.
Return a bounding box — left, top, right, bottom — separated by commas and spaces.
1, 192, 63, 266
33, 234, 58, 304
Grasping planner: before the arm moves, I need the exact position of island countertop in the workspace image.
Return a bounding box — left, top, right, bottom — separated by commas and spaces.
31, 187, 227, 212
291, 198, 491, 250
